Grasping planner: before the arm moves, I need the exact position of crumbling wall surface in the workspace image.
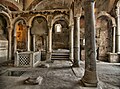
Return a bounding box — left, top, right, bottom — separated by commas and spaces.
96, 18, 112, 61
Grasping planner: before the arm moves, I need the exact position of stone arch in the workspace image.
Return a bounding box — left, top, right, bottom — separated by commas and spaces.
29, 15, 48, 51
12, 17, 28, 52
0, 4, 12, 62
0, 4, 11, 27
51, 14, 69, 27
96, 11, 114, 61
12, 17, 27, 28
52, 14, 69, 49
97, 11, 116, 27
29, 15, 47, 27
30, 15, 48, 35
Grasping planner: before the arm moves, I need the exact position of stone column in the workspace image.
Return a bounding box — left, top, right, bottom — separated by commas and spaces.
116, 3, 120, 53
33, 34, 36, 51
69, 7, 74, 62
112, 26, 116, 53
48, 26, 52, 53
73, 17, 80, 67
69, 25, 74, 61
27, 26, 31, 51
13, 27, 17, 54
81, 0, 98, 87
8, 26, 12, 60
46, 26, 52, 61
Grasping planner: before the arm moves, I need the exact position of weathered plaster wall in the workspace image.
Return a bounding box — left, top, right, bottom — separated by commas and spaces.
52, 28, 69, 49
96, 17, 112, 61
80, 16, 112, 61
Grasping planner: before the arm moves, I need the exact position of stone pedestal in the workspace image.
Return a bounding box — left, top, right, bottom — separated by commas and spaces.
108, 53, 120, 63
0, 39, 8, 63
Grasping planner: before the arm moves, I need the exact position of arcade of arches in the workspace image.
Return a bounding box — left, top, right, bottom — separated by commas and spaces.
0, 0, 120, 89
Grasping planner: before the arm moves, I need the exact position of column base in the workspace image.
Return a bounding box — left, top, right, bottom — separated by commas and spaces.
107, 52, 120, 63
72, 63, 80, 67
80, 80, 98, 87
46, 52, 52, 62
80, 69, 98, 87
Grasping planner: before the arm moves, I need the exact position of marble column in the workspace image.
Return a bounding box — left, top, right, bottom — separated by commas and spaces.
8, 26, 12, 60
81, 0, 98, 87
33, 34, 36, 51
46, 26, 52, 61
116, 4, 120, 53
112, 26, 116, 53
27, 26, 31, 51
73, 17, 80, 67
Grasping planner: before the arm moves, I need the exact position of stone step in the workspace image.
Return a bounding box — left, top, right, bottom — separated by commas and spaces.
51, 57, 69, 60
52, 53, 69, 55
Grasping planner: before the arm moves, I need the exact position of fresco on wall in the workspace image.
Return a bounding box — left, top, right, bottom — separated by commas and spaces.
16, 22, 27, 51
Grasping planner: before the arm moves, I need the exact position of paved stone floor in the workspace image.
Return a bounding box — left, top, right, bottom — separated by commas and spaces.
0, 60, 120, 89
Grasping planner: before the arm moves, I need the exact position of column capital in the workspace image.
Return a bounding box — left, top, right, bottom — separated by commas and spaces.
27, 26, 31, 28
48, 25, 53, 30
116, 8, 120, 17
74, 16, 80, 20
112, 25, 116, 27
117, 0, 120, 7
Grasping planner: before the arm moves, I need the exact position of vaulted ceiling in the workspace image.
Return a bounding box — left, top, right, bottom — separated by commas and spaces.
27, 0, 119, 12
0, 0, 119, 15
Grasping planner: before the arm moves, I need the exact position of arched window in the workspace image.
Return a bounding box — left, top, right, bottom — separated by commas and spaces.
55, 24, 62, 33
15, 0, 19, 3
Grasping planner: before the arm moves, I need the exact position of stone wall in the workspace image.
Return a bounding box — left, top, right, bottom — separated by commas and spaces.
52, 28, 69, 49
80, 17, 112, 61
0, 38, 8, 63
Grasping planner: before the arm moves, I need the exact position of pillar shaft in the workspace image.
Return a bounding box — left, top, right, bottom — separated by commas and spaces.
14, 28, 17, 54
8, 26, 12, 60
33, 35, 36, 51
46, 26, 52, 61
69, 25, 74, 61
81, 0, 98, 87
112, 26, 116, 53
73, 17, 80, 67
69, 8, 74, 61
116, 6, 120, 53
48, 27, 52, 53
27, 26, 31, 51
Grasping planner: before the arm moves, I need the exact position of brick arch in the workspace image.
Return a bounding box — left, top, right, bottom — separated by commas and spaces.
97, 11, 116, 27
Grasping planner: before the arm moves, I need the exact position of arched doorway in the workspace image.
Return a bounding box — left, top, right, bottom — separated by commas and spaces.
96, 16, 112, 61
13, 19, 27, 52
0, 15, 8, 63
0, 15, 7, 37
31, 16, 48, 51
52, 20, 69, 50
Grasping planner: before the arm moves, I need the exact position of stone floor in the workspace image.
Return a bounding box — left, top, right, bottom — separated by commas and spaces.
0, 60, 120, 89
